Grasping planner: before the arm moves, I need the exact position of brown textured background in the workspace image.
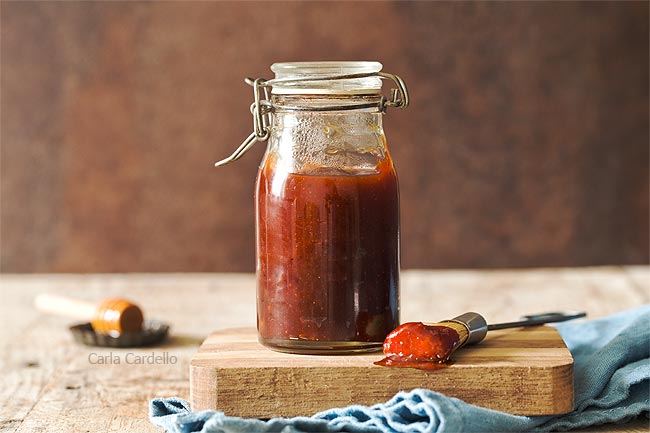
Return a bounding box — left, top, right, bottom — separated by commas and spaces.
1, 1, 648, 273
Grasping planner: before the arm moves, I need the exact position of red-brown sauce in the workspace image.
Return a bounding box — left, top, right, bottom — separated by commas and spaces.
256, 157, 399, 346
374, 322, 461, 370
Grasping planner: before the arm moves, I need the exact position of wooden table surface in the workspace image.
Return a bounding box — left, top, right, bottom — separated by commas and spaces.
1, 267, 648, 433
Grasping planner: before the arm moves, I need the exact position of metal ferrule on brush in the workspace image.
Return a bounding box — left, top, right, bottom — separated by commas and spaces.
447, 312, 488, 347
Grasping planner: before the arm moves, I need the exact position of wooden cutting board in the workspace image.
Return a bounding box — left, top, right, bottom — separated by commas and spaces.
190, 326, 574, 417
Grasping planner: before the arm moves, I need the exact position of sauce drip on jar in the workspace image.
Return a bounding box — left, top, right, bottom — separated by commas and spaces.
374, 322, 462, 370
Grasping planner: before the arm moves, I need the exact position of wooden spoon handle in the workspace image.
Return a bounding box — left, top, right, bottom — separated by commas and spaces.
34, 294, 96, 320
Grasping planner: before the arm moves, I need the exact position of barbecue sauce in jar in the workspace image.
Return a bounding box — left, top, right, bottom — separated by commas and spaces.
374, 323, 462, 370
216, 62, 408, 354
257, 153, 399, 353
252, 62, 407, 354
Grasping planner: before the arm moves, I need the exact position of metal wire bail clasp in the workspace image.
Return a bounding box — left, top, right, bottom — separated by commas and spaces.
378, 72, 409, 111
214, 71, 409, 167
214, 78, 271, 167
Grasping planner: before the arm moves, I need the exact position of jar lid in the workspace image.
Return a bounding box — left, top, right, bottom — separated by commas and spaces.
270, 61, 383, 95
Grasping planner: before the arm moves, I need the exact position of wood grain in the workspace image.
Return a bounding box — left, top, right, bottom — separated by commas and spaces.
0, 267, 647, 432
190, 326, 574, 417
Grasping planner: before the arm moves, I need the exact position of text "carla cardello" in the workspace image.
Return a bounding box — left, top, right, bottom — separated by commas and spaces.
88, 352, 178, 365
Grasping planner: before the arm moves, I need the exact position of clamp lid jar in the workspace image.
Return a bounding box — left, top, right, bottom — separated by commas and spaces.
216, 61, 409, 354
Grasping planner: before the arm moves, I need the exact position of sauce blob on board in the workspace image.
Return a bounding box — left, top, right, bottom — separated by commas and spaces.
374, 322, 464, 370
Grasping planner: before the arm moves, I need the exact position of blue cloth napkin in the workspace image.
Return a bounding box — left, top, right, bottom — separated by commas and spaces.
150, 305, 650, 432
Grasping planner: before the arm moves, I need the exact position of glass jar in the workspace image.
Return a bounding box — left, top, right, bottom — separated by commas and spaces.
216, 62, 409, 354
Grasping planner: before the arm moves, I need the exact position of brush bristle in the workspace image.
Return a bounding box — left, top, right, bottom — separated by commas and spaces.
428, 321, 469, 346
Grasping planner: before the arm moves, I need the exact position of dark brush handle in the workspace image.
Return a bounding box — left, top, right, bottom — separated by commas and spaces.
450, 310, 587, 346
487, 311, 587, 331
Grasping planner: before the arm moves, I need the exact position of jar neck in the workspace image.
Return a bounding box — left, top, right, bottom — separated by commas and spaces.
269, 94, 385, 146
266, 95, 387, 174
269, 94, 384, 132
270, 94, 384, 113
